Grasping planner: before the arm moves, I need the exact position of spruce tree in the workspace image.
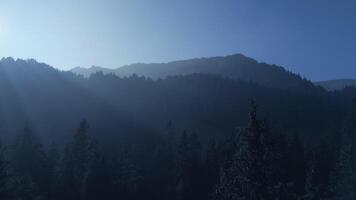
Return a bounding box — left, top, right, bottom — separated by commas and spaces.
329, 141, 354, 200
10, 125, 50, 199
60, 119, 95, 200
328, 100, 356, 200
215, 101, 287, 200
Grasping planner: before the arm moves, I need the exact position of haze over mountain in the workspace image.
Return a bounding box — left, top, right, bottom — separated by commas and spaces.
315, 79, 356, 91
0, 57, 146, 143
0, 54, 353, 144
71, 66, 116, 77
3, 0, 356, 199
71, 54, 319, 93
2, 54, 356, 199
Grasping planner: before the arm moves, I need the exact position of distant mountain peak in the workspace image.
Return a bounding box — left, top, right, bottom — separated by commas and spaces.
71, 66, 86, 70
0, 57, 16, 64
70, 65, 115, 77
315, 79, 356, 91
70, 53, 316, 92
0, 57, 49, 67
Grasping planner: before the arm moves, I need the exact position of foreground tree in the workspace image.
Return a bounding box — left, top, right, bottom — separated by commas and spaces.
215, 101, 291, 200
329, 140, 354, 200
328, 100, 356, 200
60, 120, 96, 200
10, 125, 51, 199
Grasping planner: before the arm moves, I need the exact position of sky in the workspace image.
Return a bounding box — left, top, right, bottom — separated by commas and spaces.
0, 0, 356, 81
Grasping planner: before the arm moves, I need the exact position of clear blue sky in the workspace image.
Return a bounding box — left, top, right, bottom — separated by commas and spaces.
0, 0, 355, 81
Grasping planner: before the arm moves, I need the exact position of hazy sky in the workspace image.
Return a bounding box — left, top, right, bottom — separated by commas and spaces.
0, 0, 356, 80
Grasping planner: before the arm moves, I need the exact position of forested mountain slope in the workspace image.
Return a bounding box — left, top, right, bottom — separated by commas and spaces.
0, 58, 147, 143
71, 54, 321, 93
0, 57, 350, 144
1, 56, 356, 199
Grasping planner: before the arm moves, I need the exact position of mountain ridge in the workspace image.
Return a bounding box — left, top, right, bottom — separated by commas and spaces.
69, 54, 319, 93
0, 55, 343, 143
315, 79, 356, 91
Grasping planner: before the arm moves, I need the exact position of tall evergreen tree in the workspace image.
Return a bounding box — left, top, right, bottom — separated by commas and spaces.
215, 101, 288, 200
10, 125, 51, 199
328, 99, 356, 200
60, 119, 96, 200
329, 140, 355, 200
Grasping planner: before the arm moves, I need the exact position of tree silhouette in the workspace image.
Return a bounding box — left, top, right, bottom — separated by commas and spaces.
61, 120, 96, 200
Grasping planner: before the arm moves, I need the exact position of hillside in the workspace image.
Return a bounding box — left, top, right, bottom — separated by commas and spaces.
0, 56, 355, 200
0, 57, 348, 144
71, 54, 320, 93
0, 57, 147, 143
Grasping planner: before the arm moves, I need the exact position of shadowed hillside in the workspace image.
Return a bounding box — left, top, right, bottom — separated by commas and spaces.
0, 56, 350, 144
0, 56, 356, 199
0, 57, 150, 144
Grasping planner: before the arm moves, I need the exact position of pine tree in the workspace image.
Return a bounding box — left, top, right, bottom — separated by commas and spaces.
328, 100, 356, 200
215, 101, 288, 200
329, 140, 354, 200
10, 124, 51, 199
60, 119, 96, 200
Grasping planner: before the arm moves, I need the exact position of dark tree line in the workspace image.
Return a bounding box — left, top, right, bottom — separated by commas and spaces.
0, 101, 353, 200
213, 100, 356, 200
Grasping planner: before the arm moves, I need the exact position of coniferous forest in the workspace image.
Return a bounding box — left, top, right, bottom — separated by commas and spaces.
0, 56, 356, 199
2, 0, 356, 199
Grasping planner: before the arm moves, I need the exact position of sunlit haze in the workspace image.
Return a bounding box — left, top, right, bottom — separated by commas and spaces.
2, 1, 356, 199
1, 0, 356, 80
